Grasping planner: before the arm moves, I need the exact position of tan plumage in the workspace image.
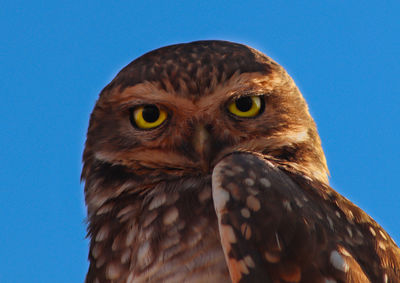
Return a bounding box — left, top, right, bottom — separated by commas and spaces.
82, 40, 400, 282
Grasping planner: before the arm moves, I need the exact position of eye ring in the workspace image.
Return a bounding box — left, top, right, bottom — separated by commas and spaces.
130, 104, 168, 129
228, 95, 265, 118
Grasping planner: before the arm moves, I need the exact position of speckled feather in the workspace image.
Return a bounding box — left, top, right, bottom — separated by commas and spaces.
82, 40, 400, 282
213, 152, 400, 283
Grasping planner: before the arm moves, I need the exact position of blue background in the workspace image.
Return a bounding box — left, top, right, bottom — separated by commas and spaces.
1, 1, 399, 282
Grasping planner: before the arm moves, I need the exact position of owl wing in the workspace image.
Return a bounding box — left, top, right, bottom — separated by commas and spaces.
212, 152, 400, 283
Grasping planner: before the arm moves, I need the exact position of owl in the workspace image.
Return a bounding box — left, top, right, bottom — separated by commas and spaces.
82, 40, 400, 283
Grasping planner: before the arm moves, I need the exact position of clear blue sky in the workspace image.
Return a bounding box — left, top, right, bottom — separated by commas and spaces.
1, 1, 399, 282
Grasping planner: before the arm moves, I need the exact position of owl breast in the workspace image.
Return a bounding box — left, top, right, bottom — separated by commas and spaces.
98, 176, 231, 283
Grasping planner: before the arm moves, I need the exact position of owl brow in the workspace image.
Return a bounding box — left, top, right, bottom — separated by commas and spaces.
115, 99, 172, 111
228, 90, 269, 99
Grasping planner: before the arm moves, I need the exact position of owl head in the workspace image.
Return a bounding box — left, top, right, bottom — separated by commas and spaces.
82, 40, 328, 211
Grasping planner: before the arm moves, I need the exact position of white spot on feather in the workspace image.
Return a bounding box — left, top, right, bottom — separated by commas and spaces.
137, 241, 152, 269
244, 178, 255, 186
125, 227, 135, 246
279, 128, 309, 147
222, 225, 237, 243
275, 233, 282, 251
246, 186, 259, 196
246, 195, 261, 211
223, 169, 235, 176
95, 225, 109, 242
148, 193, 166, 210
213, 188, 230, 211
340, 247, 351, 257
260, 178, 271, 187
97, 203, 113, 215
238, 259, 250, 274
345, 210, 355, 224
127, 273, 134, 283
233, 165, 244, 173
378, 241, 386, 250
241, 223, 252, 240
384, 273, 388, 283
379, 230, 388, 240
90, 193, 108, 211
330, 250, 349, 272
121, 249, 131, 264
282, 200, 292, 212
143, 211, 158, 227
294, 197, 303, 208
163, 207, 179, 225
346, 226, 353, 238
117, 205, 136, 219
243, 255, 255, 268
106, 262, 121, 280
369, 227, 376, 236
241, 208, 250, 218
91, 243, 101, 259
327, 216, 334, 230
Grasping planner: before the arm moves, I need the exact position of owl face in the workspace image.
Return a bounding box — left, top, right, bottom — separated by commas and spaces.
84, 40, 328, 188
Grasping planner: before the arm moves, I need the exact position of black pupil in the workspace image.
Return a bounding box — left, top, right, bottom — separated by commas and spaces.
235, 97, 253, 112
142, 105, 160, 123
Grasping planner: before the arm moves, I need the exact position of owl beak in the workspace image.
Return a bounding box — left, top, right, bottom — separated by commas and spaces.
192, 124, 212, 172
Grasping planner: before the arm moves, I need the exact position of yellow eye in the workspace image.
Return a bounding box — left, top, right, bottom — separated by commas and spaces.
228, 96, 263, 118
131, 105, 167, 129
